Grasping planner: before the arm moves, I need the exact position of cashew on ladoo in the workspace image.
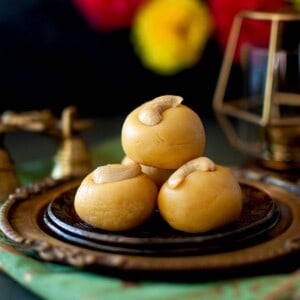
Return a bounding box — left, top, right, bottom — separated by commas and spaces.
92, 162, 142, 184
138, 95, 183, 126
168, 157, 216, 188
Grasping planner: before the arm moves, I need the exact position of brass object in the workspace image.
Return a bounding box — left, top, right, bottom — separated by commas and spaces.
0, 108, 60, 202
0, 109, 56, 203
1, 109, 57, 133
0, 137, 19, 203
51, 106, 93, 179
0, 173, 299, 277
0, 107, 93, 202
213, 9, 300, 170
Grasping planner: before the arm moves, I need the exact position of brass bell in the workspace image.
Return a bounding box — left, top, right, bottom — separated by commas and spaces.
51, 106, 93, 179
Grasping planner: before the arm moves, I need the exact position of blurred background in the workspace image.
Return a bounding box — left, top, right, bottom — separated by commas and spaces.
0, 0, 298, 118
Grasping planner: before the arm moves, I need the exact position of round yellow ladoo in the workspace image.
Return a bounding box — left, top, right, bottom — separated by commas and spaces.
74, 162, 158, 231
121, 95, 206, 169
158, 157, 243, 233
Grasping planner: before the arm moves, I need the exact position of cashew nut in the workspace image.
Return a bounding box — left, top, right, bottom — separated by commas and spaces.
138, 95, 183, 126
92, 162, 142, 184
168, 157, 216, 188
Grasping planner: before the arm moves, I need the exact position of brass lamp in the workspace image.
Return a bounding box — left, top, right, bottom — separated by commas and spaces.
213, 8, 300, 170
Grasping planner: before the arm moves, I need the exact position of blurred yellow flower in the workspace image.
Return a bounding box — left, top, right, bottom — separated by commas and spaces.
131, 0, 213, 75
290, 0, 300, 10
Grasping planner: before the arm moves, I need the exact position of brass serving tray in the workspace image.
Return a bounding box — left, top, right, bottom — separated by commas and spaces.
0, 171, 300, 277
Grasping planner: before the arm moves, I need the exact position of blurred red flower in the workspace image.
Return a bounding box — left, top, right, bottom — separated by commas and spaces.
73, 0, 148, 31
208, 0, 286, 63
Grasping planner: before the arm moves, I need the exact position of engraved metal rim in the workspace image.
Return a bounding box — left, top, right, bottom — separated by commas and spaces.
0, 173, 300, 272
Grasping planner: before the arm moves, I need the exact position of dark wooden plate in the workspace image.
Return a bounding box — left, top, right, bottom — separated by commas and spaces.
41, 183, 280, 255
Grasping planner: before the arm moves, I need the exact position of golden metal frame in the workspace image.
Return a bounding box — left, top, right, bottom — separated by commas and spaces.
213, 9, 300, 165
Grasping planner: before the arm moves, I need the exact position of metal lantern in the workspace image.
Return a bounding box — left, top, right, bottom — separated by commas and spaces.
213, 8, 300, 170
